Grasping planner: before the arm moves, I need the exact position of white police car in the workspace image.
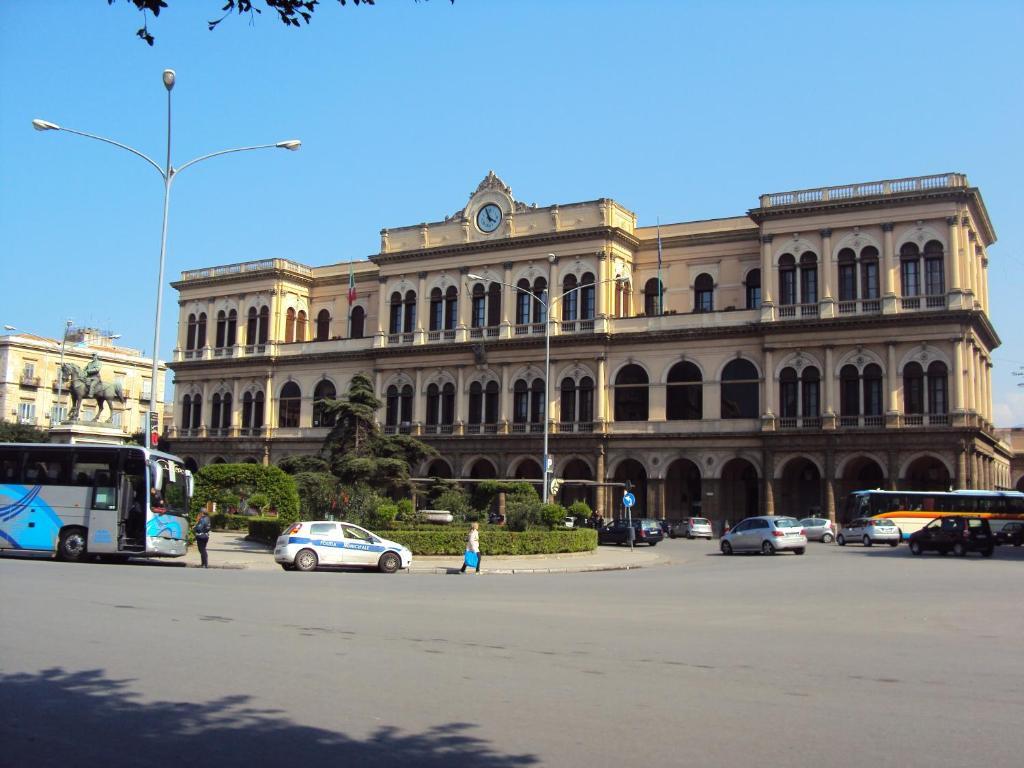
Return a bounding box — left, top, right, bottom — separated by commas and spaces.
275, 521, 412, 573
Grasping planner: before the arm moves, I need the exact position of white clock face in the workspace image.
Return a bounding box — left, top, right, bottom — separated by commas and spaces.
476, 203, 502, 233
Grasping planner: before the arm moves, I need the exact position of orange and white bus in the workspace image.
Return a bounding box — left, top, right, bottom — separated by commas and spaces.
845, 489, 1024, 539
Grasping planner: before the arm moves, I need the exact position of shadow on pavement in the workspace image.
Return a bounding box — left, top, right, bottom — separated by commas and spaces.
0, 667, 538, 768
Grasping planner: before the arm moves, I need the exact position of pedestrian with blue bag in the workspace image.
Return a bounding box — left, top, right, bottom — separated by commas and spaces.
460, 521, 481, 574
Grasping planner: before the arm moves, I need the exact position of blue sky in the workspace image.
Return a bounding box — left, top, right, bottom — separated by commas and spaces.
1, 1, 1022, 421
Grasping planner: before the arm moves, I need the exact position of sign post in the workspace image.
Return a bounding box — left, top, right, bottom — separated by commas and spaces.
622, 490, 636, 551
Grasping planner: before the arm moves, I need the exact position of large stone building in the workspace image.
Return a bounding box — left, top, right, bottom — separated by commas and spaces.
0, 327, 168, 435
167, 171, 1014, 524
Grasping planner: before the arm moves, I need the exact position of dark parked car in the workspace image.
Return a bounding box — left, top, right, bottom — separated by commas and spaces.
994, 521, 1024, 547
908, 516, 994, 557
598, 518, 664, 546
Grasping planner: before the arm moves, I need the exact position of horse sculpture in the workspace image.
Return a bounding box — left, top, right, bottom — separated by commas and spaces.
60, 362, 126, 422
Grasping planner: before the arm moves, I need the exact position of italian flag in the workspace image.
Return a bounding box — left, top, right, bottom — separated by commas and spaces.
348, 264, 357, 305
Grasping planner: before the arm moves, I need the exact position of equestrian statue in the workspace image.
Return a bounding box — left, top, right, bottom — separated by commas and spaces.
60, 354, 126, 422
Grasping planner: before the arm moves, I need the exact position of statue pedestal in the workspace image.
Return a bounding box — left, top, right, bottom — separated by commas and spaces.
49, 421, 131, 446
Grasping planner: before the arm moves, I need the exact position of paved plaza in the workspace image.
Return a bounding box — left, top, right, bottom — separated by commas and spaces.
2, 539, 1022, 768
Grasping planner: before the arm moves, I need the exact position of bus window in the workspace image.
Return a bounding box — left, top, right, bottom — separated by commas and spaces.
922, 496, 935, 512
72, 450, 119, 510
23, 450, 70, 485
1008, 497, 1024, 514
0, 448, 20, 482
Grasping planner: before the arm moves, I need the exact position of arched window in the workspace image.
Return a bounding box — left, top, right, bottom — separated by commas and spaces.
471, 284, 486, 328
196, 313, 207, 349
350, 306, 365, 339
694, 273, 714, 313
316, 309, 330, 341
615, 279, 632, 318
799, 252, 818, 304
441, 383, 456, 426
903, 362, 925, 415
578, 377, 594, 423
840, 364, 860, 417
186, 314, 197, 350
513, 379, 529, 424
516, 279, 532, 325
226, 309, 237, 347
295, 310, 307, 342
241, 391, 264, 430
258, 306, 269, 344
191, 395, 202, 429
927, 361, 948, 414
778, 254, 797, 306
644, 278, 663, 316
614, 364, 649, 421
400, 384, 414, 425
487, 282, 502, 327
444, 286, 458, 330
426, 384, 440, 426
313, 379, 336, 428
403, 290, 417, 334
484, 381, 499, 424
900, 243, 921, 297
802, 367, 820, 418
532, 278, 547, 323
385, 385, 399, 427
860, 246, 880, 300
667, 361, 702, 420
215, 310, 227, 348
181, 394, 192, 428
863, 364, 883, 416
278, 382, 301, 428
924, 240, 945, 296
285, 308, 296, 343
389, 292, 402, 334
468, 381, 483, 425
560, 377, 576, 423
580, 273, 596, 320
781, 366, 820, 419
246, 308, 258, 345
429, 288, 443, 332
562, 274, 579, 321
745, 269, 761, 310
837, 249, 857, 302
779, 367, 798, 418
530, 378, 545, 424
211, 394, 222, 429
721, 359, 759, 419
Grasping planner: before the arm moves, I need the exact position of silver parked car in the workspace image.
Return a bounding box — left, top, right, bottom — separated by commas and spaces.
799, 517, 836, 543
837, 518, 901, 547
720, 516, 807, 555
670, 517, 714, 539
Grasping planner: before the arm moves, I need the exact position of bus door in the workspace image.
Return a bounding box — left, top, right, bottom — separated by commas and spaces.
74, 450, 120, 554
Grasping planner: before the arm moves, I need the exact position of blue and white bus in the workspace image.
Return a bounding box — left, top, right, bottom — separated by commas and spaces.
0, 442, 193, 561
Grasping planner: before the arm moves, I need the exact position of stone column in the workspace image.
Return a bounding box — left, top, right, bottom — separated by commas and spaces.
760, 235, 775, 321
886, 342, 899, 427
702, 477, 720, 526
648, 477, 665, 519
230, 379, 240, 436
762, 348, 775, 419
456, 365, 466, 432
457, 266, 471, 341
502, 261, 514, 336
973, 347, 983, 419
953, 337, 965, 414
597, 251, 609, 320
763, 450, 775, 515
945, 216, 962, 304
596, 355, 608, 428
376, 277, 388, 339
820, 228, 835, 317
499, 363, 511, 431
824, 448, 836, 524
414, 368, 423, 430
887, 450, 899, 490
881, 223, 896, 313
980, 255, 989, 315
971, 452, 980, 490
263, 372, 275, 436
416, 271, 427, 343
961, 219, 975, 304
985, 359, 993, 424
956, 444, 967, 489
823, 345, 836, 428
548, 256, 560, 326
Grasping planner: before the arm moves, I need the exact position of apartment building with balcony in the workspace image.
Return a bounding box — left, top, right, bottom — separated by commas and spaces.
167, 171, 1012, 523
0, 328, 167, 434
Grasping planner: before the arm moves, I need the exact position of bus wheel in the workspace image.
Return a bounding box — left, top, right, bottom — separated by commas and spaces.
58, 528, 89, 562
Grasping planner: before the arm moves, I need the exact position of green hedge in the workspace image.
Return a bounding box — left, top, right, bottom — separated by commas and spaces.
383, 528, 597, 556
211, 513, 258, 531
248, 519, 288, 545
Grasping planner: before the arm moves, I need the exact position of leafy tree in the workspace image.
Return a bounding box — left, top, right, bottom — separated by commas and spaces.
191, 463, 300, 523
292, 471, 339, 520
322, 373, 434, 494
0, 422, 50, 443
433, 487, 474, 522
364, 503, 398, 531
110, 0, 453, 46
335, 483, 385, 527
278, 454, 331, 475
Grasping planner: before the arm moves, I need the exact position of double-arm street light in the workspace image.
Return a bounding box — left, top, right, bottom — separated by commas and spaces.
468, 263, 626, 504
34, 69, 301, 438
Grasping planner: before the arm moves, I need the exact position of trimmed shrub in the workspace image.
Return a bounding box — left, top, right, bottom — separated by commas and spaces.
567, 500, 592, 519
383, 527, 597, 556
210, 513, 255, 531
536, 503, 567, 530
396, 498, 415, 522
433, 487, 473, 522
192, 463, 300, 524
247, 518, 287, 545
365, 503, 398, 531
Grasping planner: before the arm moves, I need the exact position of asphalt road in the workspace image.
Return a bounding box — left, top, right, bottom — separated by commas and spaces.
2, 540, 1023, 768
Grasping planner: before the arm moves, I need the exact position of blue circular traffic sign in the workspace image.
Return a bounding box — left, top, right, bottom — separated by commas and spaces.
622, 492, 636, 508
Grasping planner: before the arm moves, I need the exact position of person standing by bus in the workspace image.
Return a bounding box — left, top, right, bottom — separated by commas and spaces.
193, 509, 212, 568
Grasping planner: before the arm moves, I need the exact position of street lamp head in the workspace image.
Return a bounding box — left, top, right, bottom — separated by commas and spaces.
32, 119, 60, 132
276, 139, 302, 151
162, 69, 176, 91
547, 253, 556, 263
466, 273, 484, 281
3, 325, 15, 331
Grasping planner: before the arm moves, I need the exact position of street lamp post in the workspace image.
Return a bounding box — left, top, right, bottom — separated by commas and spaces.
54, 318, 73, 424
467, 266, 624, 505
34, 69, 301, 443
